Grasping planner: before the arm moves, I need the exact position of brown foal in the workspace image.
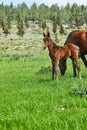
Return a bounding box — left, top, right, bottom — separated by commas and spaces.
43, 32, 81, 80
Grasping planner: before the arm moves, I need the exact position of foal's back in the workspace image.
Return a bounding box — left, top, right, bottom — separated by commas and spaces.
65, 43, 79, 51
55, 43, 79, 60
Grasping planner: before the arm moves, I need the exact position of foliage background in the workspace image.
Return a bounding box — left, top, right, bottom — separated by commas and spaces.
0, 2, 87, 130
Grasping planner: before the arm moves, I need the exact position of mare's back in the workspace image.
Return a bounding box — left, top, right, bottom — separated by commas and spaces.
65, 30, 87, 54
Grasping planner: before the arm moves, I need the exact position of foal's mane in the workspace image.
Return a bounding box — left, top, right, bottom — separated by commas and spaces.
48, 36, 57, 47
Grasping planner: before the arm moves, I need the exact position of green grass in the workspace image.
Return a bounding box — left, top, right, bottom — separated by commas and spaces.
0, 56, 87, 130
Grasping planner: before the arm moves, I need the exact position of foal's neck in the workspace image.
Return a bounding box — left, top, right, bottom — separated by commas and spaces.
48, 39, 56, 54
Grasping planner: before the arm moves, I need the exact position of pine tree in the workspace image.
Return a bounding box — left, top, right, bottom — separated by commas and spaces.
17, 19, 24, 37
3, 24, 9, 36
53, 20, 57, 34
42, 20, 46, 32
59, 24, 65, 34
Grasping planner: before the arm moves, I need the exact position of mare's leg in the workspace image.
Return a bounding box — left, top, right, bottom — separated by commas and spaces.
81, 55, 87, 67
73, 59, 81, 79
72, 61, 77, 77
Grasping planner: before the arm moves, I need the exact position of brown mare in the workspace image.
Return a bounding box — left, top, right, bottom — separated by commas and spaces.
59, 30, 87, 77
43, 32, 81, 80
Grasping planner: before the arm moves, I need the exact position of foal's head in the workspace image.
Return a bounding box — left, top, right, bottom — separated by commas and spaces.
43, 32, 51, 49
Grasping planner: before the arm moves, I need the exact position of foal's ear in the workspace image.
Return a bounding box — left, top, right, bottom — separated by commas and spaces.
47, 32, 50, 37
43, 32, 45, 37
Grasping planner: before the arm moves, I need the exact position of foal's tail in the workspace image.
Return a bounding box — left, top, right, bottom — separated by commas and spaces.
75, 45, 81, 58
70, 43, 81, 58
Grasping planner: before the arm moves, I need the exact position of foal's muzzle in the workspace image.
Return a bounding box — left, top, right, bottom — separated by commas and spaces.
43, 46, 46, 49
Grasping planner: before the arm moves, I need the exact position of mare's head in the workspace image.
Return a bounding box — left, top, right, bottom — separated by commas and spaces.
59, 60, 67, 75
43, 32, 51, 49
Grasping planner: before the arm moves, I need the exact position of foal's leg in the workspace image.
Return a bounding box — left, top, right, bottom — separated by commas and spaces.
54, 61, 58, 80
73, 59, 81, 79
52, 60, 55, 80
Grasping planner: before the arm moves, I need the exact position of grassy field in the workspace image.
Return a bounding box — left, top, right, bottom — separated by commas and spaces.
0, 22, 87, 130
0, 54, 87, 130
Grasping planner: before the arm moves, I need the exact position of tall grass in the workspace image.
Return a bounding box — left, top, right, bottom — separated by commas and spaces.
0, 55, 87, 130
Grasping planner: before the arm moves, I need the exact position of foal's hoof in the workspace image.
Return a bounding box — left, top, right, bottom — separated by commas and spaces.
79, 75, 81, 79
79, 77, 81, 80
